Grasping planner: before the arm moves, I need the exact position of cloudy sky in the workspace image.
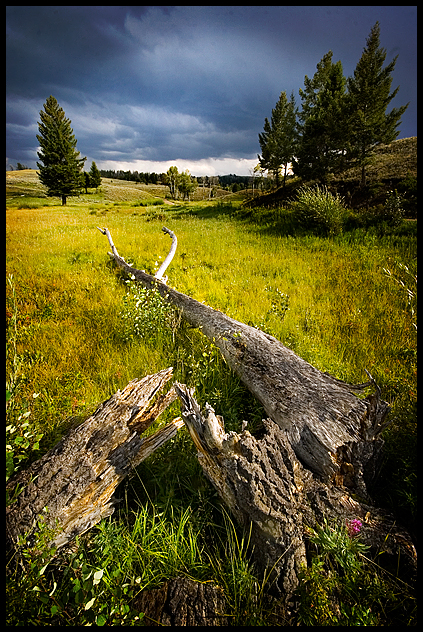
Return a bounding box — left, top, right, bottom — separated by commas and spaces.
6, 5, 417, 176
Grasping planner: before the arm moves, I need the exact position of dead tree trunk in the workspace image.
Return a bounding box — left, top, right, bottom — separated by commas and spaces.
6, 368, 182, 564
98, 227, 389, 488
174, 383, 417, 601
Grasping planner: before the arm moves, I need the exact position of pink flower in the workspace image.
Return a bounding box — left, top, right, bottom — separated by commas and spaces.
346, 518, 362, 537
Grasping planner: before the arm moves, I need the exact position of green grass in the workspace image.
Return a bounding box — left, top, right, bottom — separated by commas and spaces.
6, 177, 417, 624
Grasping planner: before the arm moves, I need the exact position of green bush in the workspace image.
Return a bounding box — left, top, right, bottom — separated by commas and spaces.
382, 189, 405, 225
294, 185, 345, 235
397, 174, 417, 218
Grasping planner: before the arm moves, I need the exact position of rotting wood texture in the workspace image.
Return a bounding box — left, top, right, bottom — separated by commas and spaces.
132, 576, 228, 626
174, 382, 417, 600
6, 367, 182, 562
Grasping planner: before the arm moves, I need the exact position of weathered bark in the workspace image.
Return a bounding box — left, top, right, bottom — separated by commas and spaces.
132, 577, 228, 626
6, 368, 182, 562
98, 227, 389, 486
174, 383, 417, 600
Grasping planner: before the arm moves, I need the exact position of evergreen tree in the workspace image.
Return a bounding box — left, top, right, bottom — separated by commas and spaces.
258, 91, 297, 188
83, 171, 91, 194
36, 96, 86, 205
346, 22, 409, 186
89, 161, 102, 191
294, 51, 348, 183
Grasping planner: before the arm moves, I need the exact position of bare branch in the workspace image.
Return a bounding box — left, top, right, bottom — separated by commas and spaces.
155, 227, 178, 282
97, 226, 128, 266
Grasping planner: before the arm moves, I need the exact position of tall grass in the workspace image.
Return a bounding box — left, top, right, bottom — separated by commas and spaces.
6, 196, 416, 624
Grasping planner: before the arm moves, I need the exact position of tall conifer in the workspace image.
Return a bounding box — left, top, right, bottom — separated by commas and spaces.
294, 51, 347, 183
89, 161, 102, 191
36, 96, 86, 205
258, 91, 297, 188
346, 22, 409, 186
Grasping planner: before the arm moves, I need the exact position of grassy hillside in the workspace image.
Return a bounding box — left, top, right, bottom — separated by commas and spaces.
5, 169, 246, 207
248, 136, 417, 212
336, 136, 417, 182
6, 174, 417, 625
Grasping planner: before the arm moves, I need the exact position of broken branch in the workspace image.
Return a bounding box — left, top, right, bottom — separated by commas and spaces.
6, 368, 182, 561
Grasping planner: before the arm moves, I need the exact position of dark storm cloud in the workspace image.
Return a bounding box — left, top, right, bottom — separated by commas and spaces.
6, 6, 417, 174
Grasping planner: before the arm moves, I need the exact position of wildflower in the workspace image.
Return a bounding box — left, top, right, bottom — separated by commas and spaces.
346, 518, 362, 537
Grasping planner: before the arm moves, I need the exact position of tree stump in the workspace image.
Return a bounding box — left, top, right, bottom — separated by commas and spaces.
133, 577, 228, 626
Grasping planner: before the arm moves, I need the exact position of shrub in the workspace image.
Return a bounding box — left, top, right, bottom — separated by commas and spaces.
397, 174, 417, 218
382, 189, 405, 225
294, 185, 345, 235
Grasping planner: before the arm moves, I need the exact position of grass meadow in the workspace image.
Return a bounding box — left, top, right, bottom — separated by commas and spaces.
6, 175, 417, 625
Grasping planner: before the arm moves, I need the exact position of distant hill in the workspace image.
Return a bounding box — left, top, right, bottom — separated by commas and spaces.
5, 169, 248, 205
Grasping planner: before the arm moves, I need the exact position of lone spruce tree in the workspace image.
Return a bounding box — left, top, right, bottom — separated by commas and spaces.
346, 22, 409, 186
258, 91, 297, 189
89, 161, 102, 191
294, 51, 348, 184
36, 96, 86, 205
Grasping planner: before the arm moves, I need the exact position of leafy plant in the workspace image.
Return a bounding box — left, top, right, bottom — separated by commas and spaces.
6, 274, 44, 489
296, 518, 416, 625
6, 526, 144, 626
382, 189, 405, 225
6, 393, 44, 487
120, 276, 180, 343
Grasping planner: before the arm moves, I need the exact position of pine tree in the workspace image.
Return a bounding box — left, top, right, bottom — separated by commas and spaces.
294, 51, 348, 183
36, 96, 86, 205
83, 171, 91, 194
89, 161, 102, 191
346, 22, 409, 186
258, 91, 297, 188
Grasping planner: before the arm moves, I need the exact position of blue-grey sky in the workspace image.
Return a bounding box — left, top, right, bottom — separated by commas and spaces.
6, 6, 416, 176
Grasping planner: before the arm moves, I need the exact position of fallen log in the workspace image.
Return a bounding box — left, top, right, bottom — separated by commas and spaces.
96, 226, 416, 602
98, 226, 389, 489
6, 368, 182, 564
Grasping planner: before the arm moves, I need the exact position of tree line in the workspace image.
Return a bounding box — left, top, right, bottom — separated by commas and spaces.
98, 169, 251, 191
258, 22, 409, 189
98, 169, 161, 185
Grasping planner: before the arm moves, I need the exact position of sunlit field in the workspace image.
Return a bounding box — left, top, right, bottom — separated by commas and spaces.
6, 179, 416, 625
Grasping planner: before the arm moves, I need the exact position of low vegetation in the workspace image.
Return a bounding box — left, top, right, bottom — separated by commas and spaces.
6, 168, 416, 625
